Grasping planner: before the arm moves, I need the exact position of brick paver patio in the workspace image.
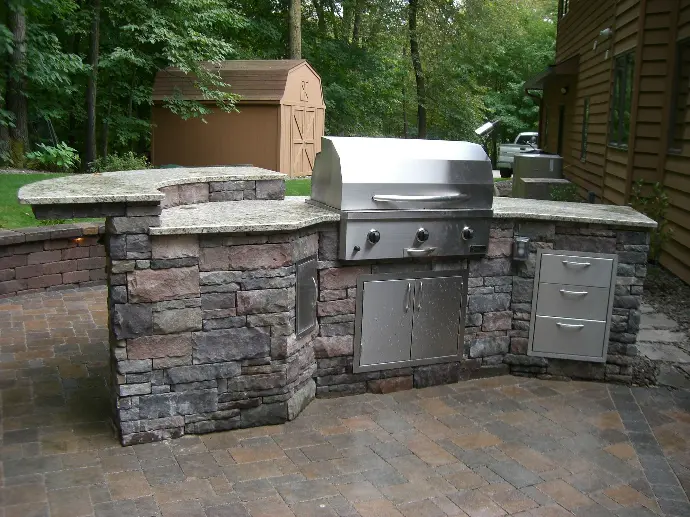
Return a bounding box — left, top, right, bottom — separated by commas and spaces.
1, 287, 689, 517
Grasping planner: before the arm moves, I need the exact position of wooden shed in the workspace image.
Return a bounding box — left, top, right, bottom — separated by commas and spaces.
151, 60, 326, 177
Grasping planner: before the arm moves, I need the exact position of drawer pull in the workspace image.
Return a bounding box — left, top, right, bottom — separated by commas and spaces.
562, 260, 591, 269
559, 289, 588, 297
556, 322, 585, 330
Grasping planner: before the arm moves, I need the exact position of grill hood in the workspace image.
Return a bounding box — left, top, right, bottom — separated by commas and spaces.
310, 136, 494, 212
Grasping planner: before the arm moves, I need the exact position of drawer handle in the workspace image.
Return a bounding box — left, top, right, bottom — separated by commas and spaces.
562, 260, 591, 269
556, 322, 585, 331
559, 289, 588, 297
405, 247, 437, 257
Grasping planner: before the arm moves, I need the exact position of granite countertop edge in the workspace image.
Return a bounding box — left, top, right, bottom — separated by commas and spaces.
18, 167, 287, 205
149, 197, 656, 235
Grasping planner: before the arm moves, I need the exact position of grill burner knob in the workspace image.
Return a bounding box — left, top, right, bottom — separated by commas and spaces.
461, 226, 475, 241
416, 228, 430, 242
367, 229, 381, 244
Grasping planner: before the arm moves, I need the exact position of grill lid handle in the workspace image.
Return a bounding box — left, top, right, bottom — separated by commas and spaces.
372, 193, 469, 202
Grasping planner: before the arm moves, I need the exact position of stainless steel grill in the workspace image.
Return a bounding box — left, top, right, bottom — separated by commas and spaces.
310, 136, 494, 261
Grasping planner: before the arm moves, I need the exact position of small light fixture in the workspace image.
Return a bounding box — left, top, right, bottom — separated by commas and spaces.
513, 236, 530, 261
560, 86, 569, 95
599, 27, 614, 39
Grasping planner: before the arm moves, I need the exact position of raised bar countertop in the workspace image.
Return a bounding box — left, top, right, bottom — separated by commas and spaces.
152, 196, 656, 235
18, 166, 284, 204
152, 197, 340, 235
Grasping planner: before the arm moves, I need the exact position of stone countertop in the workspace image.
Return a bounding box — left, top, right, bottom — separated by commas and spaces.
18, 166, 285, 205
151, 197, 340, 235
493, 197, 657, 228
151, 196, 656, 235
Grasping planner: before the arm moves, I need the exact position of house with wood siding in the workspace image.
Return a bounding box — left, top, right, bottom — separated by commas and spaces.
524, 0, 690, 284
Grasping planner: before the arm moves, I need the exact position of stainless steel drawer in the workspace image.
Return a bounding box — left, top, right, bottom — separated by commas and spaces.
531, 315, 606, 360
535, 283, 610, 321
539, 253, 614, 288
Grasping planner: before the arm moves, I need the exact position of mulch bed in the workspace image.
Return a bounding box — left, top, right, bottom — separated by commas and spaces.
644, 264, 690, 331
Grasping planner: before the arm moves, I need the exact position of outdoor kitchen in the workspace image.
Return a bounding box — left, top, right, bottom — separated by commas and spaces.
18, 136, 657, 446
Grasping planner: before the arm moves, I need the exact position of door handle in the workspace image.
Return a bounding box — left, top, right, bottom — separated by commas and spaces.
311, 276, 318, 308
405, 282, 411, 312
559, 289, 588, 297
556, 322, 584, 330
417, 281, 423, 311
405, 247, 437, 257
562, 260, 591, 269
372, 193, 469, 202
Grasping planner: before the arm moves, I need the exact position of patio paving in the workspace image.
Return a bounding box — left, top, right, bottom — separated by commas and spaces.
1, 287, 689, 517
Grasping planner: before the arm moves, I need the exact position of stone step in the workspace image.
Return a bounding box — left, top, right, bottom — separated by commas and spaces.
640, 312, 679, 330
637, 342, 690, 364
637, 329, 688, 344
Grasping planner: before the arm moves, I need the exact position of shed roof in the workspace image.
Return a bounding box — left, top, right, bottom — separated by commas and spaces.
152, 59, 320, 103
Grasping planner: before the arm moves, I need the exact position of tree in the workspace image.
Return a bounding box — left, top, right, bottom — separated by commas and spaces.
7, 0, 28, 163
85, 0, 100, 169
289, 0, 301, 58
408, 0, 425, 138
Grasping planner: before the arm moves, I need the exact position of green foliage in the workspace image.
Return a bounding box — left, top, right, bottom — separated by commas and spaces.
26, 142, 80, 172
91, 151, 150, 172
1, 0, 555, 160
550, 184, 580, 203
630, 180, 672, 262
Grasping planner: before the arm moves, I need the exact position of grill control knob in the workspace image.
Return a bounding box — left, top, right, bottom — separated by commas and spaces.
416, 228, 430, 242
367, 229, 381, 244
461, 226, 475, 241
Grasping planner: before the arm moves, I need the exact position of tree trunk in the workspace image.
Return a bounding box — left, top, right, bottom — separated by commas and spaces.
85, 0, 101, 170
289, 0, 301, 58
7, 2, 28, 164
352, 0, 364, 46
408, 0, 426, 138
67, 3, 82, 149
313, 0, 327, 36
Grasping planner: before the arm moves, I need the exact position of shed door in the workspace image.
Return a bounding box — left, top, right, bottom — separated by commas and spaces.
291, 106, 316, 177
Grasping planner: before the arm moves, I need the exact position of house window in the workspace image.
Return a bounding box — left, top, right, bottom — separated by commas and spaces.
559, 0, 570, 19
609, 52, 635, 148
669, 39, 690, 152
581, 97, 590, 161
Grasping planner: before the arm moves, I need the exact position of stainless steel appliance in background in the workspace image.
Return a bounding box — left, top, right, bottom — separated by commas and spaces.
308, 136, 494, 372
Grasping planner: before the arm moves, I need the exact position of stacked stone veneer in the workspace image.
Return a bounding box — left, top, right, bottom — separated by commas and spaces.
105, 179, 317, 445
0, 223, 105, 298
312, 220, 650, 395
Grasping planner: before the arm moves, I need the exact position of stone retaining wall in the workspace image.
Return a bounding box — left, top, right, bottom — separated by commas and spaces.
0, 223, 106, 298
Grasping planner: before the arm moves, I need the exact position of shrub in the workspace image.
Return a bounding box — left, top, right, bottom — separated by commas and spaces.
91, 152, 150, 173
630, 180, 672, 263
25, 142, 80, 172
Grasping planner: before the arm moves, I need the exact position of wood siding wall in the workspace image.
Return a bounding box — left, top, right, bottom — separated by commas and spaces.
548, 0, 690, 284
663, 0, 690, 284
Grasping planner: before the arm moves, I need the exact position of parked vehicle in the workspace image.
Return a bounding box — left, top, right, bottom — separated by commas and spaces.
497, 132, 538, 178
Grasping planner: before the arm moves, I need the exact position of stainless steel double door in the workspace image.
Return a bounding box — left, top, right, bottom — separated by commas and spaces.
356, 272, 465, 371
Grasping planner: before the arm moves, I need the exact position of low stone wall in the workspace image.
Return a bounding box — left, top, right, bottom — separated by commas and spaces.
0, 223, 106, 298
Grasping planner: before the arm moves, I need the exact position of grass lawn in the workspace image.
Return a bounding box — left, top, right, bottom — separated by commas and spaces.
0, 173, 71, 229
285, 178, 311, 196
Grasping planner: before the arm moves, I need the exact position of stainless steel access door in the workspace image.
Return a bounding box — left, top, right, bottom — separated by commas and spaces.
411, 276, 464, 360
359, 279, 413, 368
295, 255, 317, 337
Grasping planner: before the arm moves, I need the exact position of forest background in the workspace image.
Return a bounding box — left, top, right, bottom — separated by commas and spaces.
0, 0, 556, 170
